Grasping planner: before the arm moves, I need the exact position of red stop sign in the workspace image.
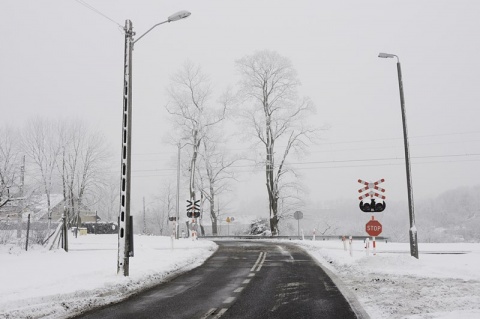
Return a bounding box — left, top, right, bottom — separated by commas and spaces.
366, 218, 382, 236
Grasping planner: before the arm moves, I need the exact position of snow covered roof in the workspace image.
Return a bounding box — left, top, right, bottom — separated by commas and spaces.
29, 194, 64, 221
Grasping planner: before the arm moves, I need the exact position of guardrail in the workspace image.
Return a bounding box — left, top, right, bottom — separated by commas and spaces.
201, 235, 390, 242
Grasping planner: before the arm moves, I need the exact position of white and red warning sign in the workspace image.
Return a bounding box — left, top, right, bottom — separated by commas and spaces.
358, 179, 386, 213
358, 178, 386, 200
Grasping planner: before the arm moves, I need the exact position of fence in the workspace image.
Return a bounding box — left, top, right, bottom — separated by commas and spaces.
0, 218, 60, 250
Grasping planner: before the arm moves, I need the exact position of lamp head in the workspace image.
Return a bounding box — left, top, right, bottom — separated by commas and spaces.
378, 52, 396, 59
168, 10, 191, 22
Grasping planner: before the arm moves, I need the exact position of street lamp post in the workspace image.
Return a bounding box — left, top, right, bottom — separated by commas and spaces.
378, 52, 419, 259
117, 10, 191, 277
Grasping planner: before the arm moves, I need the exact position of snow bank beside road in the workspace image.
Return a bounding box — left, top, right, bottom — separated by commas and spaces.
295, 240, 480, 319
0, 235, 217, 319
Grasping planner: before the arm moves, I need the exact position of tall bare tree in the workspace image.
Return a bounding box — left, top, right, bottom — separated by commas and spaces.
235, 50, 318, 235
0, 126, 21, 206
166, 61, 228, 206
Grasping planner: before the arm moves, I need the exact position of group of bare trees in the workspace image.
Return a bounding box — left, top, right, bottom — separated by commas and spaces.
166, 50, 319, 236
138, 183, 175, 236
0, 118, 113, 227
166, 61, 232, 235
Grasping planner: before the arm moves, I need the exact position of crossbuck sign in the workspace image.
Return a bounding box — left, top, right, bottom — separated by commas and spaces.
358, 179, 386, 200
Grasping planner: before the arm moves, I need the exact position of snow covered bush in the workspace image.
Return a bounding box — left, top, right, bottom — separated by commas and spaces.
248, 218, 272, 236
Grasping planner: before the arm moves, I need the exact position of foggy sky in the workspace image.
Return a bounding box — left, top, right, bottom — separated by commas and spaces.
2, 0, 480, 216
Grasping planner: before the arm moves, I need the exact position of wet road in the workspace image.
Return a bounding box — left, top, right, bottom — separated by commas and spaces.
75, 241, 359, 319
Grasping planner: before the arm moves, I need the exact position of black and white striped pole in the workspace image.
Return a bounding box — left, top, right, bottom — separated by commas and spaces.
117, 11, 191, 276
117, 19, 133, 276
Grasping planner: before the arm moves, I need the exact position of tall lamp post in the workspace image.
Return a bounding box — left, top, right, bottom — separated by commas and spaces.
378, 52, 419, 259
118, 10, 191, 277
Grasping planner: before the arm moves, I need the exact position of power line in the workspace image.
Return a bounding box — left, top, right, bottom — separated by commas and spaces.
73, 0, 123, 28
127, 152, 480, 174
130, 158, 480, 178
131, 130, 480, 157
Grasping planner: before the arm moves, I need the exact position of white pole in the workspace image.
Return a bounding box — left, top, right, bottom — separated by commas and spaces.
349, 236, 353, 257
365, 237, 370, 256
171, 221, 175, 250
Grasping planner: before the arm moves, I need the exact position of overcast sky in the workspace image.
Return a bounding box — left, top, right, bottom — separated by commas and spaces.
2, 1, 480, 217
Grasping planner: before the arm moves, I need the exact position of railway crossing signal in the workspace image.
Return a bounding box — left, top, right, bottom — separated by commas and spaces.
186, 200, 200, 218
358, 179, 385, 245
358, 179, 386, 212
360, 198, 386, 212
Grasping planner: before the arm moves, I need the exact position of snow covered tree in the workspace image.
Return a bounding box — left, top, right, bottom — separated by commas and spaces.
198, 135, 238, 235
165, 61, 228, 211
21, 118, 62, 227
0, 126, 22, 206
235, 50, 318, 235
56, 120, 111, 230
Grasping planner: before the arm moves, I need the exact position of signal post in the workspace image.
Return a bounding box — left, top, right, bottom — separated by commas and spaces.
358, 179, 385, 256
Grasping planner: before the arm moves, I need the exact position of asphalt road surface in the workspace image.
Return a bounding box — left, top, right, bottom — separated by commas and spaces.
75, 241, 361, 319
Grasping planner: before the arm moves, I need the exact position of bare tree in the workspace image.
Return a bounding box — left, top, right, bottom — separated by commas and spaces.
56, 120, 111, 230
94, 175, 119, 222
0, 126, 22, 206
165, 61, 228, 205
278, 180, 307, 219
235, 50, 319, 235
198, 136, 238, 235
315, 220, 339, 236
153, 182, 175, 236
21, 118, 62, 226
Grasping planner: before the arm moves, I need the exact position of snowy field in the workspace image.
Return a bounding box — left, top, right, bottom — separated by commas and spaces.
1, 235, 480, 319
0, 235, 218, 319
294, 239, 480, 319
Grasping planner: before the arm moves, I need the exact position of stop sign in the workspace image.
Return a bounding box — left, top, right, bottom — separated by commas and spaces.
293, 211, 303, 220
365, 217, 382, 236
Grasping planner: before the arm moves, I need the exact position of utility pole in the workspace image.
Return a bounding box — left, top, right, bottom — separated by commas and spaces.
17, 155, 26, 239
143, 196, 146, 234
176, 142, 181, 239
118, 19, 133, 276
116, 11, 191, 276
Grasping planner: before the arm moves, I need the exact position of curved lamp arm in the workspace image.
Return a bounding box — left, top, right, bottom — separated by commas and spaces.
378, 52, 400, 63
133, 10, 191, 45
